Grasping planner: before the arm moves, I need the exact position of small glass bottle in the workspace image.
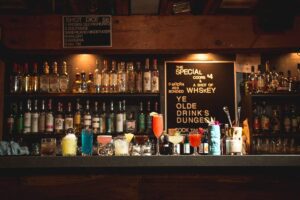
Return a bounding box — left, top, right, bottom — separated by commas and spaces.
30, 63, 39, 93
45, 99, 54, 133
256, 64, 265, 93
151, 59, 159, 93
117, 62, 127, 93
83, 100, 92, 130
99, 102, 106, 134
109, 60, 118, 93
87, 72, 95, 93
116, 101, 124, 134
101, 59, 110, 93
125, 112, 136, 133
16, 102, 24, 134
31, 99, 39, 133
106, 101, 115, 134
127, 62, 136, 93
10, 63, 19, 93
94, 59, 102, 93
143, 58, 152, 93
54, 102, 64, 134
73, 99, 82, 134
64, 102, 74, 132
23, 99, 32, 134
22, 63, 31, 93
59, 61, 69, 93
72, 73, 82, 93
182, 134, 191, 155
137, 102, 145, 134
92, 101, 100, 134
38, 100, 46, 133
49, 62, 60, 93
80, 71, 87, 93
135, 62, 143, 93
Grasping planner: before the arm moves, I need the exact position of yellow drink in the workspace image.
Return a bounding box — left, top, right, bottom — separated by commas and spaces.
61, 134, 77, 156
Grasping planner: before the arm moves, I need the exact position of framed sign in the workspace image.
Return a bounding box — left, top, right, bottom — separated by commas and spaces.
63, 15, 112, 48
164, 61, 236, 132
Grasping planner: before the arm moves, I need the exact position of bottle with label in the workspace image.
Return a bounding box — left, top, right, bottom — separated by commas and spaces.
80, 72, 87, 93
260, 101, 270, 132
94, 59, 102, 93
30, 63, 39, 93
23, 99, 32, 134
160, 134, 171, 155
22, 63, 31, 93
290, 105, 298, 133
182, 134, 191, 155
59, 61, 69, 93
45, 99, 54, 133
101, 59, 110, 93
116, 101, 124, 134
270, 65, 279, 92
72, 73, 82, 93
127, 62, 136, 93
31, 99, 39, 133
99, 102, 106, 134
145, 101, 152, 134
39, 62, 50, 93
109, 60, 118, 93
283, 104, 292, 133
264, 61, 272, 92
92, 101, 100, 134
256, 65, 265, 93
137, 102, 145, 134
73, 99, 82, 134
10, 63, 19, 93
125, 112, 136, 133
143, 58, 152, 93
247, 65, 257, 94
117, 62, 127, 93
151, 59, 159, 93
38, 100, 46, 133
49, 62, 60, 93
16, 102, 24, 134
252, 102, 260, 134
135, 62, 143, 93
106, 101, 115, 134
87, 72, 95, 93
7, 103, 16, 134
83, 100, 92, 129
54, 102, 64, 134
201, 132, 209, 155
270, 106, 281, 134
64, 102, 74, 132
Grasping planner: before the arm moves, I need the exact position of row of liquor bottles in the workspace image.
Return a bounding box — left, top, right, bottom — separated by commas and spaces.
252, 101, 300, 134
6, 99, 159, 135
240, 62, 300, 95
9, 58, 160, 94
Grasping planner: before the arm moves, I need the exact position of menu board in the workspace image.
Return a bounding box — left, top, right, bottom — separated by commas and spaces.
165, 61, 236, 132
63, 15, 112, 48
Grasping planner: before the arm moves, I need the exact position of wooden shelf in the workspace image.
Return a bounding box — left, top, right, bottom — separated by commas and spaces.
248, 93, 300, 98
5, 93, 160, 98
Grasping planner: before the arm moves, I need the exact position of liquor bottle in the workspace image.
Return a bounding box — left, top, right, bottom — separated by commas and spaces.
109, 60, 118, 93
64, 102, 74, 132
127, 62, 136, 93
31, 99, 39, 133
45, 99, 54, 133
7, 103, 16, 134
291, 105, 298, 133
92, 101, 100, 134
72, 73, 81, 93
38, 100, 46, 133
80, 71, 87, 93
54, 102, 64, 134
87, 72, 95, 93
240, 73, 249, 96
247, 65, 257, 94
201, 132, 209, 155
49, 62, 60, 93
23, 99, 32, 134
264, 61, 272, 93
101, 59, 110, 93
10, 63, 19, 93
17, 64, 23, 93
122, 100, 127, 131
252, 102, 260, 134
182, 134, 191, 155
270, 106, 280, 134
283, 105, 291, 133
154, 101, 159, 113
16, 102, 24, 134
106, 101, 115, 134
94, 59, 102, 93
260, 101, 270, 132
287, 70, 293, 92
116, 101, 124, 133
40, 62, 50, 92
99, 102, 106, 134
256, 65, 265, 93
151, 59, 159, 93
117, 62, 127, 92
145, 101, 152, 134
59, 61, 69, 93
74, 99, 82, 134
137, 102, 145, 134
160, 134, 171, 155
125, 112, 136, 133
135, 62, 143, 93
270, 65, 279, 92
22, 63, 31, 93
143, 58, 152, 93
83, 100, 92, 129
30, 63, 39, 93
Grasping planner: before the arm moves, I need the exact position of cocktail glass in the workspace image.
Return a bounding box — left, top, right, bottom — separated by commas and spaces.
134, 135, 149, 146
97, 135, 112, 156
169, 135, 184, 155
152, 114, 163, 156
125, 133, 134, 143
189, 133, 201, 156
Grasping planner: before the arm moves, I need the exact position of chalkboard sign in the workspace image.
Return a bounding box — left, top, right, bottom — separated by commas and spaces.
63, 15, 112, 48
164, 61, 236, 132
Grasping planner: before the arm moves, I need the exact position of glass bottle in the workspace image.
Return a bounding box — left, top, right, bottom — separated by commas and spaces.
127, 62, 136, 93
287, 70, 293, 92
182, 134, 191, 155
116, 101, 124, 134
151, 59, 159, 93
80, 71, 87, 93
135, 62, 143, 93
92, 101, 100, 134
117, 62, 127, 93
145, 101, 152, 134
283, 105, 291, 133
143, 58, 152, 93
270, 106, 280, 134
64, 102, 74, 132
264, 61, 272, 93
23, 99, 32, 134
7, 103, 16, 135
16, 64, 23, 93
101, 59, 110, 93
16, 102, 24, 134
99, 102, 106, 134
87, 72, 95, 93
10, 63, 19, 93
270, 65, 279, 93
49, 62, 60, 93
73, 99, 82, 134
122, 100, 127, 131
252, 102, 260, 134
137, 102, 145, 134
106, 101, 115, 134
247, 65, 257, 94
38, 100, 46, 133
160, 134, 171, 155
94, 59, 102, 93
30, 63, 39, 93
201, 132, 209, 155
22, 63, 31, 93
72, 73, 81, 93
256, 65, 265, 93
31, 99, 39, 133
260, 101, 270, 132
83, 100, 92, 130
240, 73, 249, 96
59, 61, 69, 93
125, 112, 136, 133
54, 102, 64, 134
45, 99, 54, 133
109, 60, 118, 93
154, 101, 159, 113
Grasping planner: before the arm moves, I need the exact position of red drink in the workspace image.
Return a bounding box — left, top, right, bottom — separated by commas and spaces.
189, 133, 201, 148
152, 114, 163, 139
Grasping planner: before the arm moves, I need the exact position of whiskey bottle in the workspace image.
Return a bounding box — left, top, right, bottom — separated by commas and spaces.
31, 99, 39, 133
92, 101, 100, 134
137, 102, 145, 134
83, 100, 92, 129
135, 62, 143, 93
23, 99, 32, 134
80, 72, 87, 93
64, 102, 74, 132
45, 99, 54, 133
117, 62, 127, 93
16, 102, 24, 134
101, 59, 110, 93
127, 62, 136, 93
74, 99, 82, 134
22, 63, 30, 93
30, 63, 39, 93
99, 102, 106, 134
143, 58, 152, 93
257, 65, 265, 93
116, 101, 124, 134
39, 62, 50, 93
54, 102, 64, 134
125, 112, 136, 133
94, 59, 102, 93
49, 62, 60, 93
247, 66, 257, 94
109, 60, 118, 93
59, 61, 69, 93
72, 73, 81, 93
38, 100, 46, 133
151, 59, 159, 93
87, 72, 95, 93
106, 101, 115, 134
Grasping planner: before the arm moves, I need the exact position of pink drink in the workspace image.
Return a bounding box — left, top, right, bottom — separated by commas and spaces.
152, 114, 163, 139
97, 135, 112, 145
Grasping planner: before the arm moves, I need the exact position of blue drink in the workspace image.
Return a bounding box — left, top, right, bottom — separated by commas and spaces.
81, 129, 93, 156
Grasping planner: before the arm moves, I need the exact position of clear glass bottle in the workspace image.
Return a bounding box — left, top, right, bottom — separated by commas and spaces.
99, 102, 106, 134
83, 100, 92, 130
117, 62, 127, 93
30, 63, 39, 93
135, 62, 143, 93
64, 102, 74, 132
23, 99, 32, 134
31, 99, 39, 133
143, 58, 152, 93
116, 101, 124, 134
92, 101, 100, 134
101, 59, 110, 93
87, 72, 95, 93
80, 71, 87, 93
45, 99, 54, 133
127, 62, 136, 93
54, 102, 64, 134
94, 59, 102, 93
17, 64, 23, 93
22, 63, 31, 93
247, 65, 257, 94
109, 60, 118, 93
72, 73, 81, 93
10, 63, 19, 93
256, 65, 265, 93
38, 100, 46, 133
106, 101, 115, 134
73, 99, 82, 134
151, 59, 159, 93
49, 62, 60, 93
59, 61, 69, 93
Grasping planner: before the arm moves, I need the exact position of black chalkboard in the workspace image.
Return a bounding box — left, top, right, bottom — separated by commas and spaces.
164, 61, 236, 132
63, 15, 112, 48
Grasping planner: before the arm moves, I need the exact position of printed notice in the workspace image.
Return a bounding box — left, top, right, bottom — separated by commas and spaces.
165, 61, 235, 132
63, 15, 112, 48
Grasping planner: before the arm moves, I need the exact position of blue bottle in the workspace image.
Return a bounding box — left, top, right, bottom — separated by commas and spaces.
81, 128, 93, 156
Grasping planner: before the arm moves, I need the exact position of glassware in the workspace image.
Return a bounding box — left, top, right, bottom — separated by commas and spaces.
125, 133, 134, 143
152, 114, 163, 155
97, 135, 113, 156
81, 129, 93, 156
61, 132, 77, 156
40, 138, 56, 156
168, 135, 183, 155
189, 132, 201, 156
114, 136, 129, 156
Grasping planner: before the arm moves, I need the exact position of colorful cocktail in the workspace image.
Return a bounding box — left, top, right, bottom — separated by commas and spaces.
169, 135, 184, 155
97, 135, 113, 156
189, 133, 201, 155
152, 114, 163, 155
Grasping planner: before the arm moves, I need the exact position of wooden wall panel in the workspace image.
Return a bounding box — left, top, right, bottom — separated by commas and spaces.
1, 15, 300, 52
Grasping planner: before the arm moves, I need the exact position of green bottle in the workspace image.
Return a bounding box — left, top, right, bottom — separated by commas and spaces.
138, 102, 145, 134
16, 102, 24, 134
